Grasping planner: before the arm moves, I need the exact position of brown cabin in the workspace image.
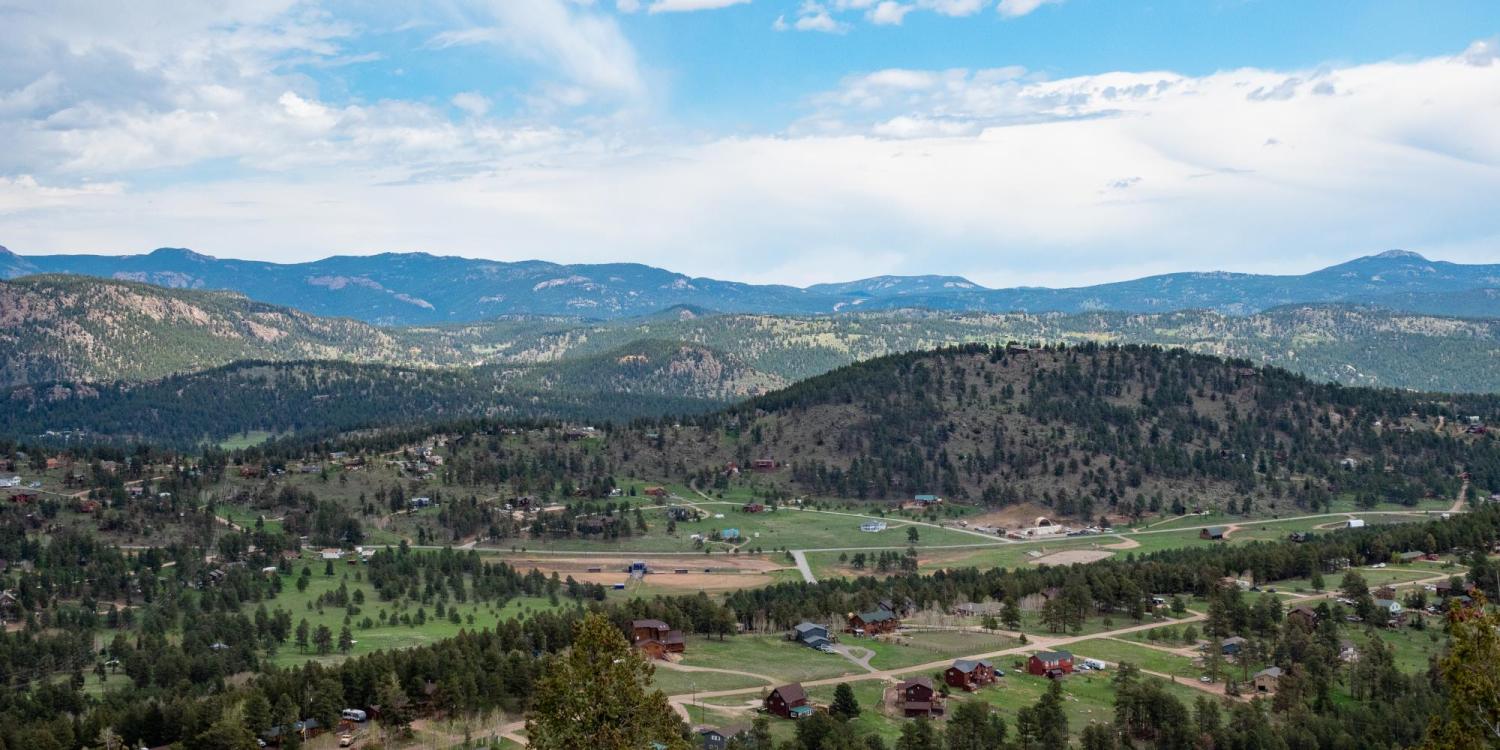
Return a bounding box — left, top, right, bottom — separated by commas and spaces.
945, 659, 997, 691
896, 677, 943, 717
848, 609, 900, 635
751, 459, 777, 472
631, 618, 685, 658
644, 486, 669, 498
765, 683, 812, 719
1286, 606, 1319, 627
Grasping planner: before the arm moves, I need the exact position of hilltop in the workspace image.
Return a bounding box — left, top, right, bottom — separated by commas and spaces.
598, 344, 1500, 517
4, 245, 1498, 324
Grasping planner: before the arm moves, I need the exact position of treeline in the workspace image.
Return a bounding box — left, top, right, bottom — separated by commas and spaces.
722, 505, 1500, 630
0, 359, 721, 449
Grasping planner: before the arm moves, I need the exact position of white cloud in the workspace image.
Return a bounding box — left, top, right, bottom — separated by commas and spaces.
451, 91, 492, 117
919, 0, 983, 16
776, 3, 849, 33
868, 2, 913, 25
430, 1, 644, 101
1462, 36, 1499, 66
2, 6, 1498, 290
786, 0, 1043, 33
996, 0, 1061, 18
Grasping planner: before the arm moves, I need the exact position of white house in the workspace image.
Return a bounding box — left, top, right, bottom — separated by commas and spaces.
0, 476, 20, 488
860, 520, 887, 533
1346, 519, 1365, 529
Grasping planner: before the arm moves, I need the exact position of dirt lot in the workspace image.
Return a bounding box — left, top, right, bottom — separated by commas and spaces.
1028, 549, 1115, 565
495, 555, 790, 593
961, 503, 1058, 530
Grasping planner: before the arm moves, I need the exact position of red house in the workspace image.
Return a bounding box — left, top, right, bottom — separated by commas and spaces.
945, 659, 998, 691
765, 683, 812, 719
644, 486, 669, 498
1027, 650, 1074, 677
631, 619, 685, 658
895, 677, 943, 717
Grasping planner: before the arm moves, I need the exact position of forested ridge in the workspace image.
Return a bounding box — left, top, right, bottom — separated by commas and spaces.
19, 342, 1492, 523
0, 360, 725, 448
585, 343, 1500, 518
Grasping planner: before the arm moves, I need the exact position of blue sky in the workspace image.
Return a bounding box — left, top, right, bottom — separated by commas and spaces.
1, 1, 1498, 286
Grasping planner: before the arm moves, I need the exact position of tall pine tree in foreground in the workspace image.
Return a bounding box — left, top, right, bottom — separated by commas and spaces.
526, 612, 689, 750
1421, 596, 1500, 749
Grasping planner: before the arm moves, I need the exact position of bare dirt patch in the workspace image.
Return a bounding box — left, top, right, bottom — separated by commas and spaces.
494, 555, 788, 593
1102, 536, 1141, 550
962, 503, 1057, 529
1028, 549, 1114, 565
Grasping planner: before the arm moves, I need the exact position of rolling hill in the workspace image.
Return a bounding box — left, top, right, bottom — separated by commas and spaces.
4, 244, 1498, 324
600, 344, 1500, 516
0, 359, 727, 448
6, 274, 1500, 394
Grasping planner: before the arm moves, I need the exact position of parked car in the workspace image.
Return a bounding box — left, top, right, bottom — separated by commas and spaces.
1199, 676, 1213, 683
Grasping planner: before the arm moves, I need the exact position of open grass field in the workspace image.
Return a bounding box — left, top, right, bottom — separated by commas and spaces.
981, 670, 1210, 737
253, 553, 571, 669
852, 629, 1020, 670
515, 503, 994, 554
652, 666, 772, 696
1067, 638, 1204, 680
1272, 564, 1448, 592
1011, 609, 1191, 639
675, 635, 866, 683
1366, 624, 1449, 673
216, 430, 280, 450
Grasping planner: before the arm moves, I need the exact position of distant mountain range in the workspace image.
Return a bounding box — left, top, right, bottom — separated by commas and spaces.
8, 273, 1500, 395
3, 245, 1497, 324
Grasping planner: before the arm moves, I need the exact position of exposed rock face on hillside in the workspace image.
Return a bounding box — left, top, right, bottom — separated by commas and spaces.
0, 275, 425, 386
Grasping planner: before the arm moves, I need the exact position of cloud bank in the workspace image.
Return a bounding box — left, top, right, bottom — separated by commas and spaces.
0, 2, 1497, 288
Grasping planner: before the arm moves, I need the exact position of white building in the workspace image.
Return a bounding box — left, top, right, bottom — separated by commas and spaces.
860, 520, 888, 533
1347, 519, 1365, 529
0, 476, 20, 488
